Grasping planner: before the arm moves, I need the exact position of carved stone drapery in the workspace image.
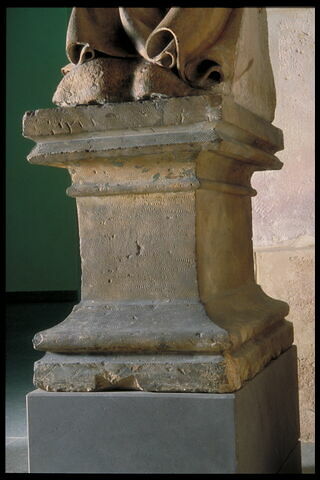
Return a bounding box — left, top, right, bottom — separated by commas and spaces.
64, 8, 232, 87
53, 7, 276, 123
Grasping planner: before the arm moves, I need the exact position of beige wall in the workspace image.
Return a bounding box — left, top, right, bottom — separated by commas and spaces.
252, 7, 315, 441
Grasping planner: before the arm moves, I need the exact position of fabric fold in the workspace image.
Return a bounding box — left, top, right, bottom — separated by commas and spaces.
65, 7, 233, 88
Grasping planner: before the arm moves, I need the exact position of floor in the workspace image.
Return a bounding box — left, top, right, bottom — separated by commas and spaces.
5, 302, 315, 473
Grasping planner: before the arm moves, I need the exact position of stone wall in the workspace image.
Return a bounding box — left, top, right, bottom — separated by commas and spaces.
252, 7, 315, 441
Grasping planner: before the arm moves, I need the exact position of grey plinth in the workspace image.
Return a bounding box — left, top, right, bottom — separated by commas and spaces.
26, 347, 301, 474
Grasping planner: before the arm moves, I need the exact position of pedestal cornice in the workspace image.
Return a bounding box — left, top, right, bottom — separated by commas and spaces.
23, 95, 283, 169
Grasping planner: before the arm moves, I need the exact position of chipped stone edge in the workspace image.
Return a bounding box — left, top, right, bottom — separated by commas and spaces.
33, 319, 293, 393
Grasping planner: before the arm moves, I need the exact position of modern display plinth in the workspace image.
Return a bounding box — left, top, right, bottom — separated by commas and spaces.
27, 347, 300, 474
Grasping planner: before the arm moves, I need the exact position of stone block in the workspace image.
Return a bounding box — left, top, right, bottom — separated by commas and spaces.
23, 96, 292, 394
27, 347, 300, 474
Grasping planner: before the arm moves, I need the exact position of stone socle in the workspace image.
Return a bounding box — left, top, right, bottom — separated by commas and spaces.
23, 94, 293, 393
22, 8, 294, 393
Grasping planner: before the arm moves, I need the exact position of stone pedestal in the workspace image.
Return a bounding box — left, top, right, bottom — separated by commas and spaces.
23, 94, 293, 393
27, 347, 301, 474
22, 7, 301, 474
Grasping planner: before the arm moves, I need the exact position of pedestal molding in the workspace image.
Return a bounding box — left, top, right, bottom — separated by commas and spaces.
23, 96, 283, 147
31, 121, 220, 153
67, 178, 255, 198
24, 96, 283, 174
23, 95, 223, 138
199, 179, 257, 197
32, 320, 293, 393
32, 300, 231, 355
67, 176, 200, 197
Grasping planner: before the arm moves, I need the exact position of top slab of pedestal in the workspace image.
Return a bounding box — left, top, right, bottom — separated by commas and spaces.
23, 95, 283, 170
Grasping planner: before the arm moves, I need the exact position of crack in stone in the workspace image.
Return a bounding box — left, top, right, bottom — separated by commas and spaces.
135, 241, 143, 256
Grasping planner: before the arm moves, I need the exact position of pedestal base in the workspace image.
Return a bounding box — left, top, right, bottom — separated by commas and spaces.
26, 347, 300, 473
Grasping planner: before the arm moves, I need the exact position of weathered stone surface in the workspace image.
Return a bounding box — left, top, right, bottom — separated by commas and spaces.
32, 301, 231, 354
23, 94, 283, 170
23, 95, 292, 393
33, 320, 293, 393
53, 58, 201, 106
24, 93, 283, 145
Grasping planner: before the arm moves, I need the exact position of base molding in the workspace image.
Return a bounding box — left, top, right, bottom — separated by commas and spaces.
27, 346, 300, 473
33, 318, 293, 393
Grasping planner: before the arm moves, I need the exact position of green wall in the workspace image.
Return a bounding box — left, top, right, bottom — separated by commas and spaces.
6, 8, 80, 292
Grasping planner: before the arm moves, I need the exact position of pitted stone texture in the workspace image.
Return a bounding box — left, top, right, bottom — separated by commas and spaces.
33, 300, 231, 354
78, 192, 198, 301
67, 151, 200, 197
52, 58, 202, 106
23, 95, 222, 138
23, 96, 292, 394
33, 319, 293, 393
34, 353, 228, 393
